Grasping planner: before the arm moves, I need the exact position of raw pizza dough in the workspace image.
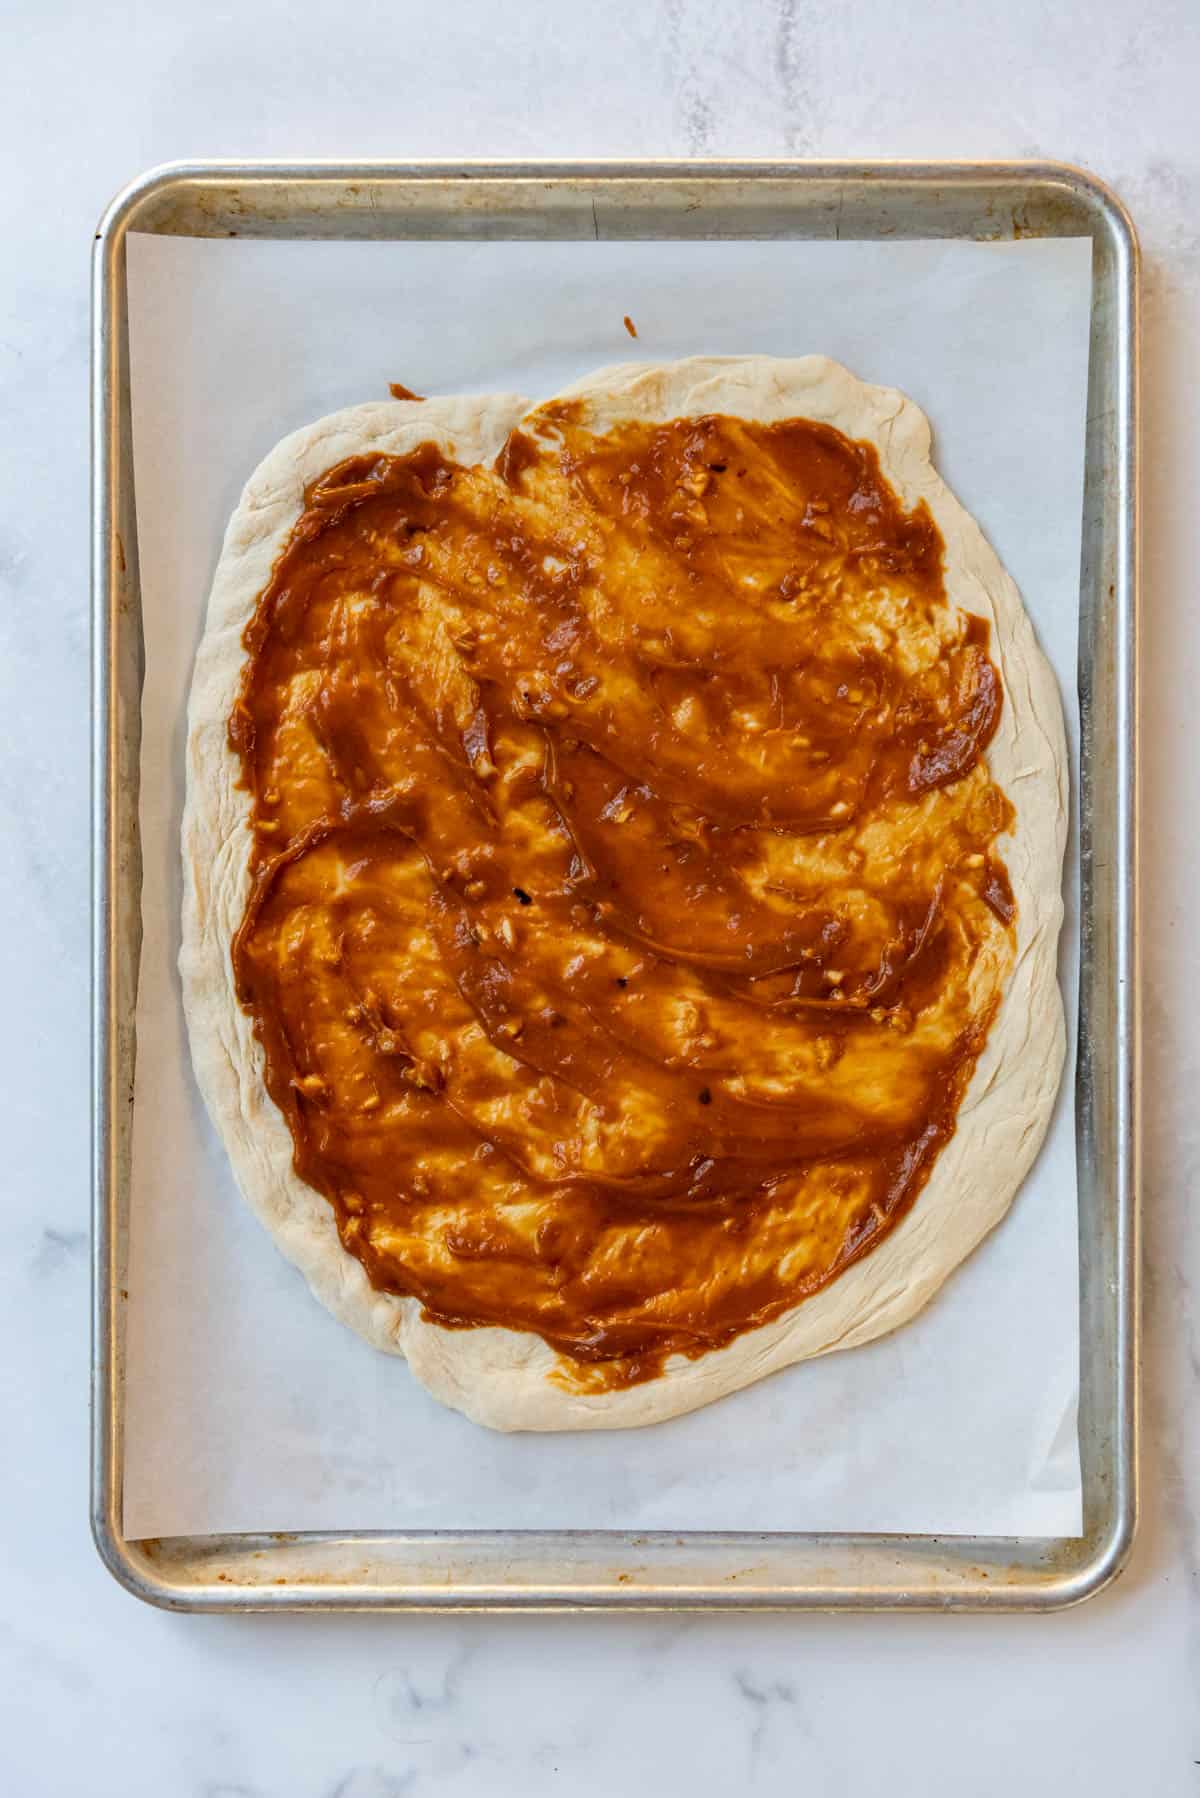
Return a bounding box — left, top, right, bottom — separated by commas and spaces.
180, 356, 1067, 1431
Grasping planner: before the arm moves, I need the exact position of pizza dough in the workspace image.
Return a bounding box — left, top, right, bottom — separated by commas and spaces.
180, 357, 1067, 1431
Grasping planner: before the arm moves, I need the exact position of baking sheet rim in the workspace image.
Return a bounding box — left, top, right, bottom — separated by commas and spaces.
91, 157, 1140, 1612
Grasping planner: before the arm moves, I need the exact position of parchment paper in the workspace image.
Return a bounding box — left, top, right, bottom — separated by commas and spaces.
122, 233, 1090, 1540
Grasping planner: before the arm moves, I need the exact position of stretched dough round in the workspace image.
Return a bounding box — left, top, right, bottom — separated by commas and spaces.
180, 357, 1067, 1431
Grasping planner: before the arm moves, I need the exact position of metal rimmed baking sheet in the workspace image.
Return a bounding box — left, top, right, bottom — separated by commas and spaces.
92, 160, 1139, 1610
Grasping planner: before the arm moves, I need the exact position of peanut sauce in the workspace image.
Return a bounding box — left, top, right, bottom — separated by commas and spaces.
229, 402, 1017, 1387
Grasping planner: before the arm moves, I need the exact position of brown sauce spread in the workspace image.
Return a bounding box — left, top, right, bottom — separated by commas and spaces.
229, 403, 1017, 1387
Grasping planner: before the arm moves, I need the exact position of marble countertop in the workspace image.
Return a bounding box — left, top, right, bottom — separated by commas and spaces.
2, 1, 1196, 1792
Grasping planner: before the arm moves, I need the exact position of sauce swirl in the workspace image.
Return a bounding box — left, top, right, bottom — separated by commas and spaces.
229, 404, 1016, 1386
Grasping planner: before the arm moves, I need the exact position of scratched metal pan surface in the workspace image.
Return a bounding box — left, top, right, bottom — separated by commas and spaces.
91, 161, 1140, 1611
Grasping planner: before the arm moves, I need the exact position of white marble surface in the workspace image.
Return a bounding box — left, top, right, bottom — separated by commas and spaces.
1, 0, 1196, 1791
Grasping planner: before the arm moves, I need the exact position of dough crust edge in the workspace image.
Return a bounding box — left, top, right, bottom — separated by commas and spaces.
179, 359, 1068, 1432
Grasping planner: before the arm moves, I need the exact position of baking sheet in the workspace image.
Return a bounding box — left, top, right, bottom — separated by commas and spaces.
122, 233, 1090, 1541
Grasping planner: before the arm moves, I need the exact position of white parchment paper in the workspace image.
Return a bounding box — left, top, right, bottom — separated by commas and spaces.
122, 233, 1090, 1540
